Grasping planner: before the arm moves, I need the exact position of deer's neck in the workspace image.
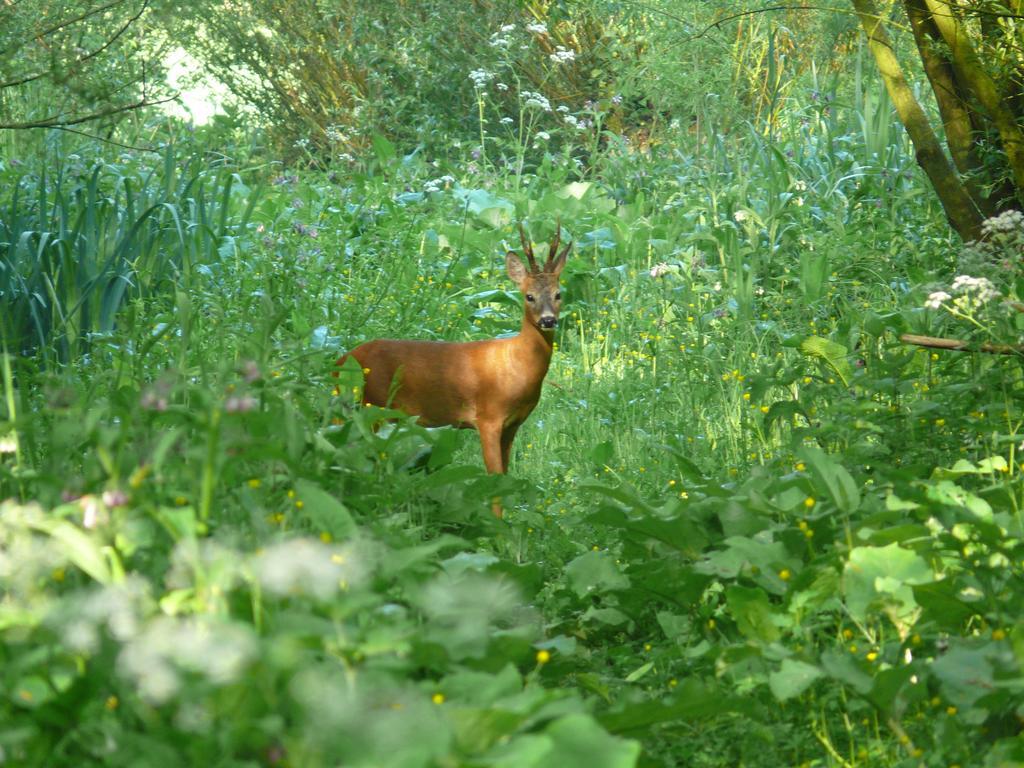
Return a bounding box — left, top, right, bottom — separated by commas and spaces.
517, 313, 555, 363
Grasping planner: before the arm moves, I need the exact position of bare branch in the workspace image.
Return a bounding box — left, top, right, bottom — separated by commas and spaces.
51, 125, 163, 153
0, 0, 151, 90
0, 95, 176, 130
900, 333, 1023, 355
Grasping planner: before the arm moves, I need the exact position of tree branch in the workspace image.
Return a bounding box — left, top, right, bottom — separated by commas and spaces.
0, 96, 176, 130
0, 0, 131, 58
900, 333, 1023, 355
0, 0, 151, 90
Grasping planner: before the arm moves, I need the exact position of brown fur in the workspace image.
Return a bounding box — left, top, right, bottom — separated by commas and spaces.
335, 228, 571, 517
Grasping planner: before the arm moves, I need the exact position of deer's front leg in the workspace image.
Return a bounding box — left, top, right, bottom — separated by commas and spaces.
500, 422, 521, 473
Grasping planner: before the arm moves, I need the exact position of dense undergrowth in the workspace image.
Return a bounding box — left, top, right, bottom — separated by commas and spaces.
2, 70, 1024, 768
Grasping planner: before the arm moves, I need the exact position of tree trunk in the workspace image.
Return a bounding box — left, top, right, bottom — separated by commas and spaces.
850, 0, 984, 240
904, 0, 1004, 216
922, 0, 1024, 202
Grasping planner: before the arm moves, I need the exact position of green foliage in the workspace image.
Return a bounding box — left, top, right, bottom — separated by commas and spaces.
0, 0, 170, 132
0, 143, 259, 360
4, 9, 1024, 767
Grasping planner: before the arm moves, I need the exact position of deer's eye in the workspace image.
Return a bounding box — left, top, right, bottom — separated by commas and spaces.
555, 292, 561, 300
526, 294, 535, 302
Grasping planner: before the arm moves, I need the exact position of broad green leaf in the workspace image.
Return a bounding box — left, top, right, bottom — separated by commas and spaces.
726, 585, 781, 643
931, 644, 998, 723
820, 649, 873, 695
293, 479, 357, 540
450, 708, 528, 755
843, 544, 933, 633
695, 536, 789, 583
371, 133, 397, 164
788, 567, 841, 617
453, 188, 514, 228
28, 515, 112, 584
769, 659, 823, 701
564, 551, 631, 598
155, 505, 200, 541
598, 679, 750, 733
442, 551, 499, 575
543, 714, 641, 767
585, 505, 708, 556
483, 734, 556, 768
799, 335, 853, 386
800, 447, 861, 513
926, 480, 993, 522
559, 182, 593, 200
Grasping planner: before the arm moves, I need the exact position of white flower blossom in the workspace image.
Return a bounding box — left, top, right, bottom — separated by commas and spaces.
118, 617, 257, 704
925, 291, 951, 310
521, 91, 551, 111
256, 538, 365, 599
980, 209, 1024, 236
951, 275, 999, 303
526, 22, 548, 34
468, 69, 495, 88
549, 46, 576, 64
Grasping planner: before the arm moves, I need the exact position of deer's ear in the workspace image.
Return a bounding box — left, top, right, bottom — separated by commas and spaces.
506, 251, 529, 284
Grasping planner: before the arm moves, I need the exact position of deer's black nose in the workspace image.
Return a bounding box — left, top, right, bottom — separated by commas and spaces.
539, 316, 557, 329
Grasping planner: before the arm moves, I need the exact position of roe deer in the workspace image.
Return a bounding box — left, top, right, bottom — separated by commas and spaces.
335, 224, 571, 517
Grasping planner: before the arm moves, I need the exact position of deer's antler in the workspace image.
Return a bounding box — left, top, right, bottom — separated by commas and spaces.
518, 222, 538, 273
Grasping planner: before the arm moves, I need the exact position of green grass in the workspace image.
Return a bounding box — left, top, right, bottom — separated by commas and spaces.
1, 91, 1023, 768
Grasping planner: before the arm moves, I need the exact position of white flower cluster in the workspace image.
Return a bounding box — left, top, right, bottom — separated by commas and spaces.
424, 174, 455, 193
468, 69, 495, 88
256, 537, 366, 599
521, 90, 551, 111
119, 616, 257, 704
324, 124, 346, 143
981, 209, 1024, 236
526, 22, 548, 34
549, 46, 576, 64
925, 275, 1001, 311
951, 274, 1000, 302
63, 579, 149, 653
489, 26, 515, 48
